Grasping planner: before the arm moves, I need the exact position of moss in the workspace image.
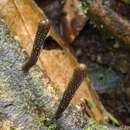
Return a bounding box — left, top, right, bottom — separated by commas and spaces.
0, 80, 9, 99
44, 119, 56, 130
83, 118, 108, 130
47, 123, 56, 130
79, 0, 89, 15
31, 116, 45, 130
14, 90, 36, 115
0, 61, 11, 71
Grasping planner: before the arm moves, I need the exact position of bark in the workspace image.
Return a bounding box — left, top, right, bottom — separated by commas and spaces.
64, 0, 130, 45
87, 0, 130, 45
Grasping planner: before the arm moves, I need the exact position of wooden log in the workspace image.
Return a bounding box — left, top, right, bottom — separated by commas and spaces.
63, 0, 130, 45
0, 0, 118, 123
81, 0, 130, 45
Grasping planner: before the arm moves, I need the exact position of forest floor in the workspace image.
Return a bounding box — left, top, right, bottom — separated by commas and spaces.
0, 18, 87, 130
0, 0, 130, 129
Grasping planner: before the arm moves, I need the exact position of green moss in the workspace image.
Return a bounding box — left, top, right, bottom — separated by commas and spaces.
32, 115, 56, 130
32, 116, 45, 130
80, 0, 95, 15
45, 120, 56, 130
83, 119, 108, 130
14, 90, 35, 115
79, 0, 90, 15
0, 80, 9, 99
0, 61, 11, 71
47, 123, 56, 130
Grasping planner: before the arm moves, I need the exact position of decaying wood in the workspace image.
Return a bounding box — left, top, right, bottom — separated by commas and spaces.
0, 0, 118, 123
63, 0, 130, 45
81, 0, 130, 45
